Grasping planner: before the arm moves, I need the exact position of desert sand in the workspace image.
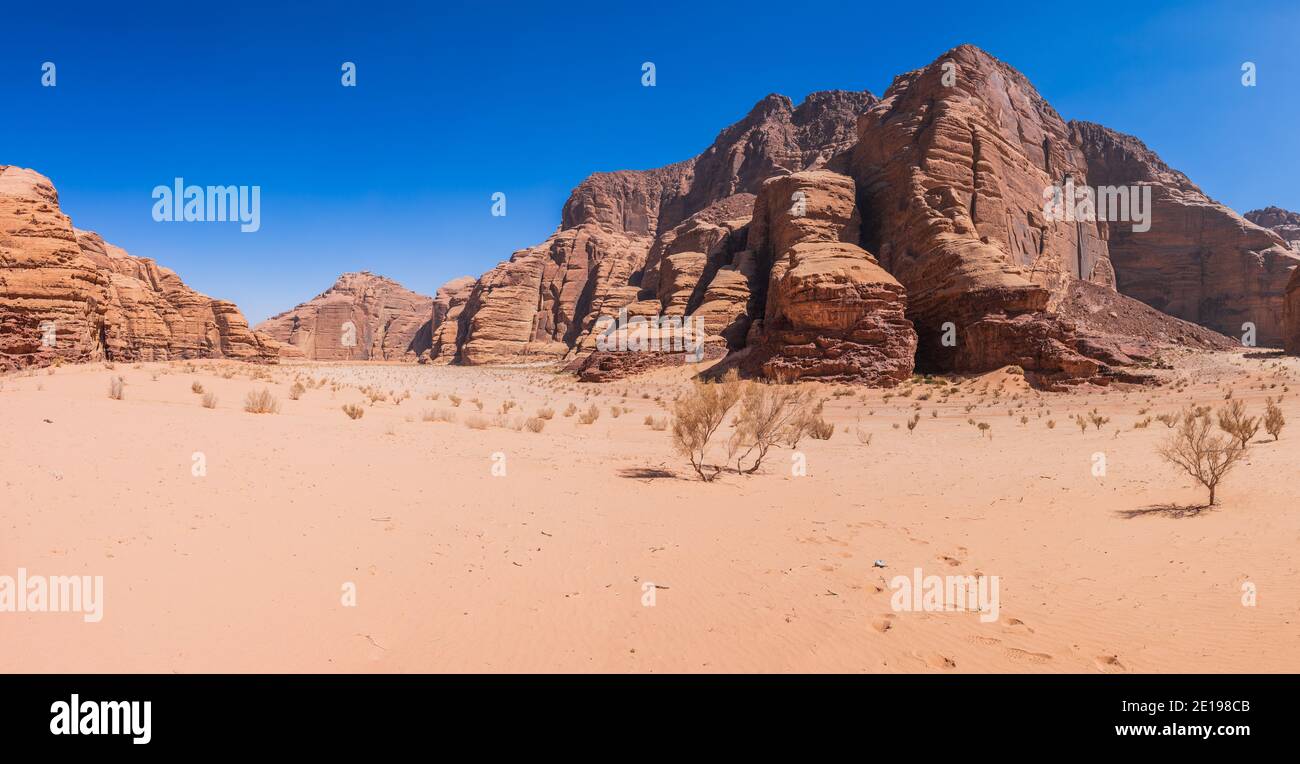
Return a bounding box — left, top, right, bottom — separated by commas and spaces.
2, 351, 1298, 673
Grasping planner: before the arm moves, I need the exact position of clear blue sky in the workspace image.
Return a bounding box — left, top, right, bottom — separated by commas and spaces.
2, 0, 1296, 324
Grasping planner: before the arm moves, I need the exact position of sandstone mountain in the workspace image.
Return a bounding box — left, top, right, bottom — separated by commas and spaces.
446, 44, 1267, 386
1072, 122, 1300, 346
256, 271, 454, 361
446, 89, 879, 372
0, 165, 280, 372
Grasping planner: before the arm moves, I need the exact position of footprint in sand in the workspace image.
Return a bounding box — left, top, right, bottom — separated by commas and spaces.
1005, 647, 1053, 664
871, 614, 896, 633
926, 653, 957, 669
1094, 654, 1126, 673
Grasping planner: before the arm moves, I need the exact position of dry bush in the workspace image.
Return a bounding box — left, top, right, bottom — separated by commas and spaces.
244, 388, 280, 414
1159, 409, 1245, 505
726, 383, 816, 474
201, 392, 218, 409
342, 403, 365, 420
108, 376, 125, 400
907, 413, 921, 433
1155, 412, 1179, 428
464, 414, 490, 430
536, 407, 555, 420
1217, 399, 1260, 448
421, 408, 455, 423
646, 416, 668, 431
563, 403, 577, 417
671, 370, 744, 481
288, 381, 306, 400
191, 381, 204, 394
524, 416, 546, 433
1088, 411, 1110, 431
578, 404, 600, 425
1264, 397, 1285, 441
449, 394, 462, 407
784, 398, 831, 447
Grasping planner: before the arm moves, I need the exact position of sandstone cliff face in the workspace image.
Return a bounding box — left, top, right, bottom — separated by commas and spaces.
848, 45, 1117, 379
749, 171, 916, 384
1072, 122, 1300, 346
446, 89, 877, 366
256, 272, 437, 361
0, 165, 278, 371
426, 275, 476, 364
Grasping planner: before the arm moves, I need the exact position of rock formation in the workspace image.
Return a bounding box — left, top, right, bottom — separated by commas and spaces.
426, 275, 476, 364
747, 171, 916, 383
446, 90, 876, 367
0, 165, 279, 371
1246, 206, 1300, 250
1072, 122, 1300, 346
256, 272, 440, 361
847, 45, 1123, 382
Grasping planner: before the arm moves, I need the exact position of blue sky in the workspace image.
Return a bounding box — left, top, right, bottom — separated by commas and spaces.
2, 0, 1296, 324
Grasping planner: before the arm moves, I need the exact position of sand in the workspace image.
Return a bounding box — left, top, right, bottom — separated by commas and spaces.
2, 350, 1298, 673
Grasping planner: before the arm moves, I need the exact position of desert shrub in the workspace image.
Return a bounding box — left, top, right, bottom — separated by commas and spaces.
449, 394, 462, 407
1074, 414, 1088, 433
1264, 397, 1285, 441
288, 381, 306, 400
1088, 411, 1110, 431
191, 381, 204, 394
536, 407, 555, 420
422, 408, 455, 423
610, 406, 622, 418
671, 370, 744, 480
578, 404, 600, 425
907, 413, 921, 433
108, 376, 125, 400
524, 416, 546, 433
464, 414, 490, 430
1159, 409, 1245, 505
244, 388, 280, 414
1217, 399, 1260, 448
563, 403, 577, 417
725, 383, 818, 474
342, 403, 365, 420
201, 392, 218, 409
1155, 412, 1179, 428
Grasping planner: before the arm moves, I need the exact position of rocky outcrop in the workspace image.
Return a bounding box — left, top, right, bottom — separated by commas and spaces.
1246, 206, 1300, 250
1072, 122, 1300, 346
443, 89, 877, 366
0, 165, 279, 371
848, 45, 1119, 381
256, 272, 436, 361
1286, 270, 1300, 355
425, 275, 475, 364
747, 171, 916, 384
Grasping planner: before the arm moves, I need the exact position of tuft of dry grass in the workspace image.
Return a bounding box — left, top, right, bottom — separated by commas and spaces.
578, 404, 600, 425
342, 403, 365, 420
288, 381, 306, 400
464, 414, 490, 430
244, 388, 280, 414
421, 408, 455, 423
201, 392, 218, 409
191, 381, 205, 394
108, 376, 125, 400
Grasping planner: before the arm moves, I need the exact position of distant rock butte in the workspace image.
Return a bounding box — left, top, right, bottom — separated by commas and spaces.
0, 165, 280, 372
1246, 206, 1300, 250
256, 272, 461, 362
1072, 122, 1299, 346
